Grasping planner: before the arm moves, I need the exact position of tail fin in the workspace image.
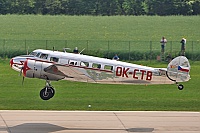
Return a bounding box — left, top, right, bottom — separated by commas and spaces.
167, 56, 191, 83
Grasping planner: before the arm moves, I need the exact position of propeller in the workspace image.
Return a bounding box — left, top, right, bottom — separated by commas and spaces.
19, 66, 25, 85
19, 66, 23, 76
22, 76, 25, 85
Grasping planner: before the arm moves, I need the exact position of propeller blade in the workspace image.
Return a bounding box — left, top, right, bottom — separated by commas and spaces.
22, 76, 25, 85
19, 67, 24, 76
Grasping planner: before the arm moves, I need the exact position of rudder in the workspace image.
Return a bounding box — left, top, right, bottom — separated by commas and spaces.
167, 56, 191, 83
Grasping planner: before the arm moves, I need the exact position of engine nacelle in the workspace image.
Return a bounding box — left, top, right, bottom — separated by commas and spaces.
23, 59, 65, 81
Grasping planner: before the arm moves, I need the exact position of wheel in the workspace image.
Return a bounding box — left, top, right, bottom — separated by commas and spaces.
48, 86, 55, 98
40, 87, 51, 100
40, 87, 55, 100
178, 84, 184, 90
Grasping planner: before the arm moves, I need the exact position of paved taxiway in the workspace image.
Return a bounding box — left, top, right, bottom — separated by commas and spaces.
0, 111, 199, 133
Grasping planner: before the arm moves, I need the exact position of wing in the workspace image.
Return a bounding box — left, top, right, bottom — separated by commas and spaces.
44, 64, 97, 83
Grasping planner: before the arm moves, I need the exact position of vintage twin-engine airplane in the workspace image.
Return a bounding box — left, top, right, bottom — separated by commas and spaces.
10, 49, 191, 100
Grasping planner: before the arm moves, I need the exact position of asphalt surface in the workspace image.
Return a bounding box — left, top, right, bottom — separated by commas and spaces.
0, 110, 199, 133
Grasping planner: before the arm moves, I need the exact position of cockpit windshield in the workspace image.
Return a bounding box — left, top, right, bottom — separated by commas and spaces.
36, 53, 41, 57
29, 51, 48, 59
29, 52, 37, 56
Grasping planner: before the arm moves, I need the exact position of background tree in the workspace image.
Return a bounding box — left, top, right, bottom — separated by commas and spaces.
43, 0, 62, 15
0, 0, 199, 15
192, 0, 200, 15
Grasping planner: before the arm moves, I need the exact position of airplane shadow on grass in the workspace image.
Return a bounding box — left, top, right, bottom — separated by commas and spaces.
1, 123, 154, 133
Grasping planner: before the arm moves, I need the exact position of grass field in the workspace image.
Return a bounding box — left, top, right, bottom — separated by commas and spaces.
0, 15, 200, 60
0, 59, 200, 111
0, 15, 200, 41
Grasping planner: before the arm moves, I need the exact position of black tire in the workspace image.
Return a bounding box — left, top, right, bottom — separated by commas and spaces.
40, 87, 51, 100
178, 84, 184, 90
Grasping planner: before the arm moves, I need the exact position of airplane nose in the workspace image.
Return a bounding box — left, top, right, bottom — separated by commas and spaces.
10, 56, 33, 72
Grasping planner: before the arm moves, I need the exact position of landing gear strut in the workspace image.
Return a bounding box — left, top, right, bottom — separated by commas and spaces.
40, 81, 55, 100
166, 71, 184, 90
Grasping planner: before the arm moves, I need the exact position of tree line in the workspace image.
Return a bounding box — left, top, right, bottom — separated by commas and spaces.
0, 0, 200, 16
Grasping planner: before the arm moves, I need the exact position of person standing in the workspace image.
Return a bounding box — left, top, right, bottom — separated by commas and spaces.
180, 38, 186, 56
160, 37, 167, 53
73, 47, 79, 54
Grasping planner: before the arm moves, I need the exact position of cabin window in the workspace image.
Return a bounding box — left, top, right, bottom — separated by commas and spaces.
81, 62, 89, 67
69, 60, 77, 66
50, 57, 59, 62
93, 63, 101, 69
40, 53, 48, 59
70, 62, 74, 65
105, 65, 113, 71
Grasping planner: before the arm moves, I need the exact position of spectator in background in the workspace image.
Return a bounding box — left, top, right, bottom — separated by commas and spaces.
112, 54, 119, 61
160, 36, 167, 53
180, 38, 186, 56
73, 47, 79, 54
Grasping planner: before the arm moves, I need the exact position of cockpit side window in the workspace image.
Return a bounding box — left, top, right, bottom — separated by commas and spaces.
40, 53, 48, 59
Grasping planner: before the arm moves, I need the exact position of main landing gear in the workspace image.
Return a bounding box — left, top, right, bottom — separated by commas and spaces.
40, 80, 55, 100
